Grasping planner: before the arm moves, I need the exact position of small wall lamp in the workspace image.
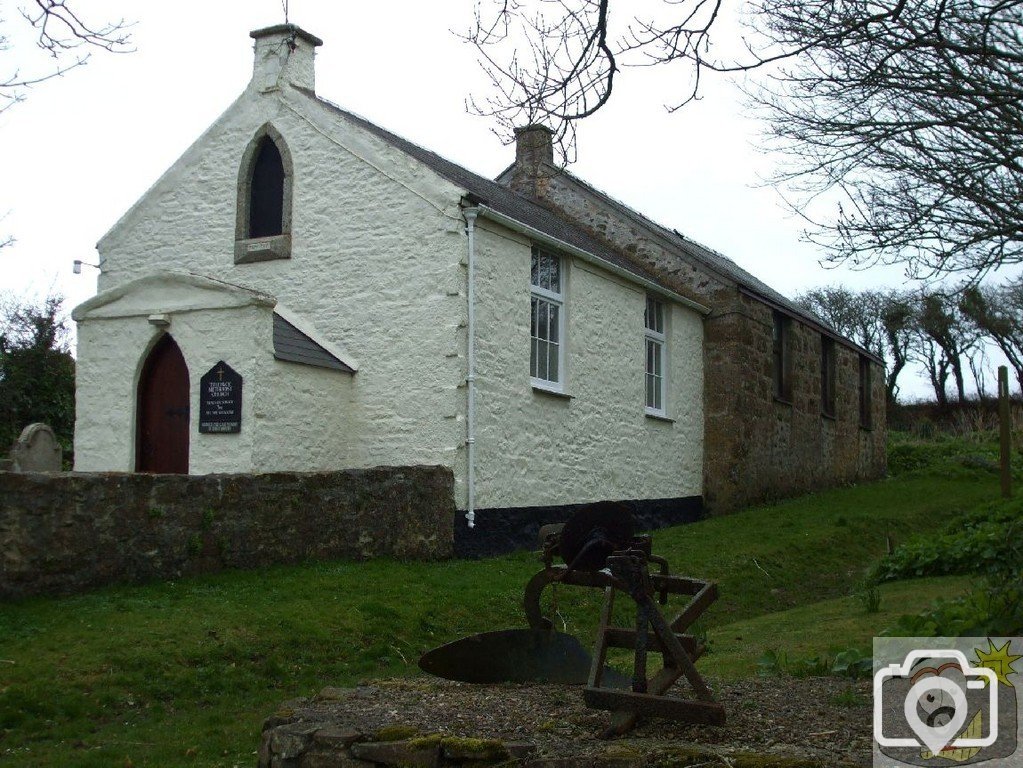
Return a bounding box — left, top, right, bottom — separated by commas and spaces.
72, 259, 101, 274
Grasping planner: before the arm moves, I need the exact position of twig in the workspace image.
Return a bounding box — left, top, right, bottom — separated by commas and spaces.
390, 645, 408, 665
753, 558, 772, 578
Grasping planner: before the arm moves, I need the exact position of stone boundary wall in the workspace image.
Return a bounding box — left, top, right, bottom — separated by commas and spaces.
0, 466, 454, 599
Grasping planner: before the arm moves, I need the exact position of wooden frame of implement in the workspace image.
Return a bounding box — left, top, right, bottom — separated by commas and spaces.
524, 532, 725, 738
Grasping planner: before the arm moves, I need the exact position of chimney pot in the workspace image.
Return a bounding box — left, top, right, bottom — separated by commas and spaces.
514, 124, 554, 168
509, 124, 554, 198
249, 24, 323, 93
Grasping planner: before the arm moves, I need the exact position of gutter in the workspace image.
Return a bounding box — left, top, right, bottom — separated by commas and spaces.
470, 204, 711, 316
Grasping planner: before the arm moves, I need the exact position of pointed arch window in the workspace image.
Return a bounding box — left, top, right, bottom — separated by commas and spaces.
235, 124, 293, 263
249, 138, 284, 238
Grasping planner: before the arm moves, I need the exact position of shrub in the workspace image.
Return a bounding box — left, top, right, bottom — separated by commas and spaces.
877, 498, 1023, 636
872, 500, 1020, 582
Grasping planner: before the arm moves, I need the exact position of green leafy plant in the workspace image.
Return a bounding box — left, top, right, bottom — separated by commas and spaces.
830, 686, 863, 707
756, 647, 871, 679
854, 579, 881, 614
872, 500, 1020, 582
877, 498, 1023, 636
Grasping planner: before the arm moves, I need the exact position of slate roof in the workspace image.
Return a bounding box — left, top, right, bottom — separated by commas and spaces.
273, 312, 354, 373
294, 88, 667, 290
294, 87, 877, 360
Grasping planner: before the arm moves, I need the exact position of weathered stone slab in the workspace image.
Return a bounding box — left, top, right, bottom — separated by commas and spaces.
504, 742, 538, 760
313, 725, 363, 749
300, 750, 375, 767
350, 738, 441, 767
271, 722, 323, 760
9, 423, 62, 472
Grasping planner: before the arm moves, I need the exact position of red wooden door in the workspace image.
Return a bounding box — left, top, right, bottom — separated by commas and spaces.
136, 335, 190, 473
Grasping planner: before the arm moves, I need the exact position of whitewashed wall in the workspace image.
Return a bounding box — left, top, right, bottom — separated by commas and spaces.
74, 287, 273, 473
82, 83, 470, 501
472, 220, 704, 509
76, 36, 704, 510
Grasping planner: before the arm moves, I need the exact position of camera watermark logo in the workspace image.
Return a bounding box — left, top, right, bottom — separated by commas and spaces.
873, 637, 1021, 767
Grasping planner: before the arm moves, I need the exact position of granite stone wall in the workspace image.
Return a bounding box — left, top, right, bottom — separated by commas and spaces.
0, 466, 454, 599
702, 295, 886, 511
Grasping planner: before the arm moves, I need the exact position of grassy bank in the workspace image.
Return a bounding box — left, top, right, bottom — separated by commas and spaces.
0, 442, 1008, 766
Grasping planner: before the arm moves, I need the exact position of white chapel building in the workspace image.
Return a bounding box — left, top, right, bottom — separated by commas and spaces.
73, 25, 885, 540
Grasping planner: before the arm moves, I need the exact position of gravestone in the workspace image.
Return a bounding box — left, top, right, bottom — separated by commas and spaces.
8, 423, 62, 472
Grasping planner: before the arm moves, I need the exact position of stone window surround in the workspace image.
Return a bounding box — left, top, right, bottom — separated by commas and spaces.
235, 122, 294, 264
529, 246, 567, 393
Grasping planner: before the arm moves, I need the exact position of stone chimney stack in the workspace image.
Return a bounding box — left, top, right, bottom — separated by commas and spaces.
250, 24, 323, 93
509, 124, 554, 197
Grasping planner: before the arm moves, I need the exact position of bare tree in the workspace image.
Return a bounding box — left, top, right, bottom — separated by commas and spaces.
917, 292, 982, 402
752, 0, 1023, 280
466, 0, 1023, 279
1, 1, 132, 114
960, 279, 1023, 395
796, 285, 914, 404
879, 292, 915, 405
796, 285, 882, 354
912, 332, 952, 406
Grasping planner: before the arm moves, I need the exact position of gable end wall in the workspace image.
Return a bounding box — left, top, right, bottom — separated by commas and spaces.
84, 89, 470, 500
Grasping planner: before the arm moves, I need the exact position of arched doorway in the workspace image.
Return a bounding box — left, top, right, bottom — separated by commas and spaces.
135, 334, 190, 473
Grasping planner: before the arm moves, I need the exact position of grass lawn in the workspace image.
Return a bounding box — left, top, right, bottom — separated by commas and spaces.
0, 457, 1005, 766
701, 574, 975, 679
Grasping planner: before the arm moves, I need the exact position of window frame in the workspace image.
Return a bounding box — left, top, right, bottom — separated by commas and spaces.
859, 355, 873, 429
529, 247, 566, 392
820, 335, 837, 418
644, 296, 668, 416
235, 123, 293, 264
772, 311, 792, 403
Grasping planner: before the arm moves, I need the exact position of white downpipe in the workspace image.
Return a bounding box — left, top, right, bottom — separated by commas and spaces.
464, 208, 478, 528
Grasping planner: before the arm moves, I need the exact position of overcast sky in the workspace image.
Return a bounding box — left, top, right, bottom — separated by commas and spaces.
0, 1, 1005, 397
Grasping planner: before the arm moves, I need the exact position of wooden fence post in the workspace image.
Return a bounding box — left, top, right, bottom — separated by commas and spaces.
999, 366, 1012, 499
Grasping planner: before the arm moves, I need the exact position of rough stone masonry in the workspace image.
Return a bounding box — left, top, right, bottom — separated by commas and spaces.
0, 465, 454, 599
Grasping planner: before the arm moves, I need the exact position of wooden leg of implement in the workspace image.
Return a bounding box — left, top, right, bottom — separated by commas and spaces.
585, 553, 725, 738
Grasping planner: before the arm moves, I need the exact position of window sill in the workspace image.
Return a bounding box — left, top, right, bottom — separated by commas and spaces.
821, 411, 837, 422
235, 233, 291, 264
859, 422, 874, 432
773, 395, 793, 407
532, 384, 573, 400
645, 411, 674, 424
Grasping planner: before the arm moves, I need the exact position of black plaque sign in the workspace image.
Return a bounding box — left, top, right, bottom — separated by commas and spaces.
199, 361, 242, 434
